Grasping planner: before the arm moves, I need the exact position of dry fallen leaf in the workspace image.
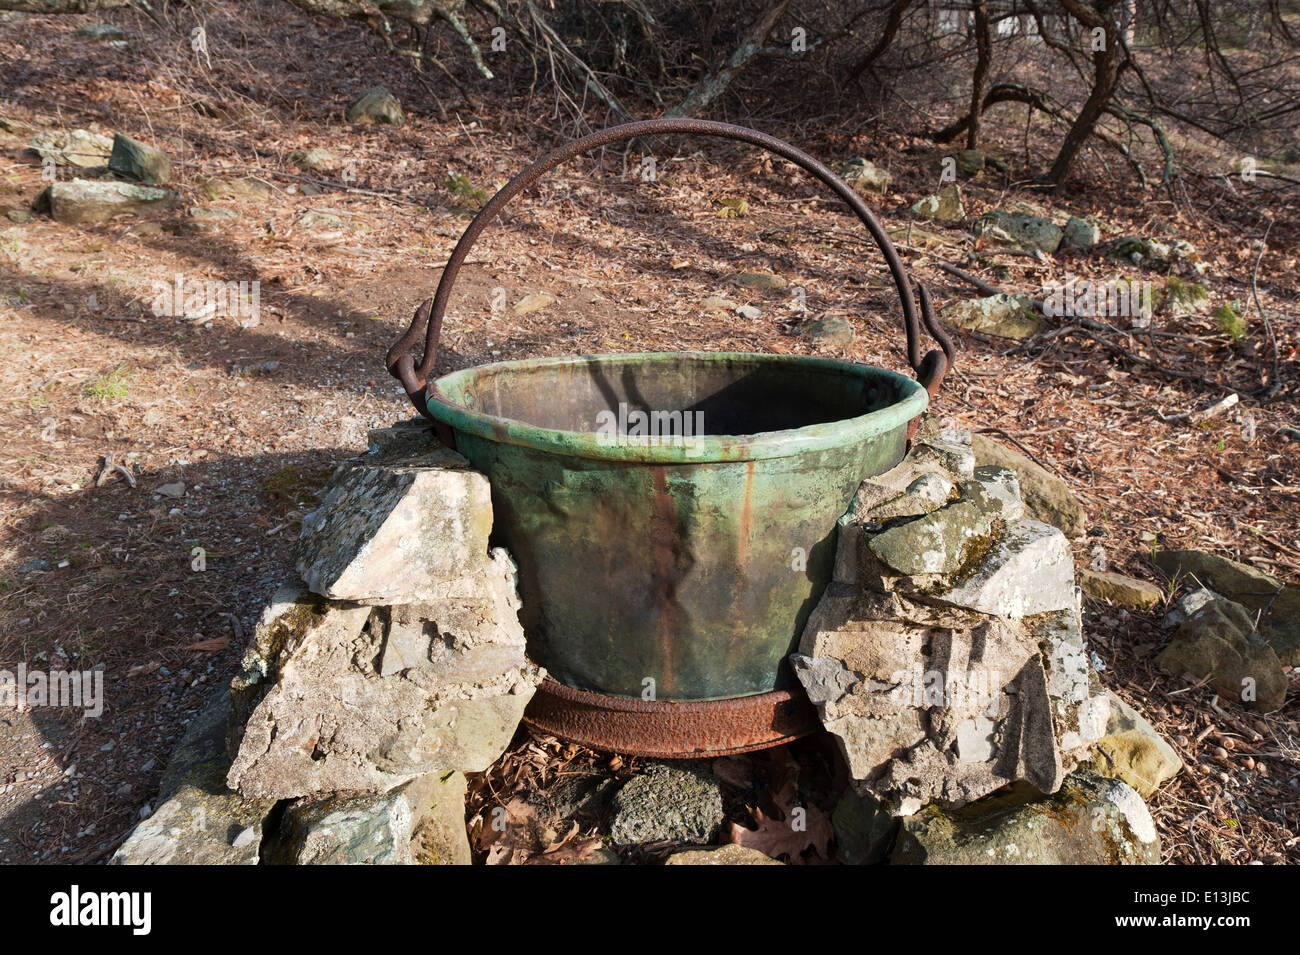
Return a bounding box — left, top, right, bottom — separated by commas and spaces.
528, 834, 608, 865
475, 795, 540, 865
728, 807, 834, 864
727, 746, 834, 863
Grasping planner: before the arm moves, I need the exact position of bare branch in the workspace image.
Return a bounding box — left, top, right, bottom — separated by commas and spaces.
666, 0, 791, 118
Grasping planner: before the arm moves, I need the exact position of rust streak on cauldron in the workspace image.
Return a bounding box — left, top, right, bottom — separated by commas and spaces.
649, 464, 681, 698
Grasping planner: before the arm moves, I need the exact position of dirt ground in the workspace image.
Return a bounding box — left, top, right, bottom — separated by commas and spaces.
0, 4, 1296, 864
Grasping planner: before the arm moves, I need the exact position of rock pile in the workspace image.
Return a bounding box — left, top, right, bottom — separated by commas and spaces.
112, 414, 1187, 866
792, 423, 1170, 863
113, 420, 544, 864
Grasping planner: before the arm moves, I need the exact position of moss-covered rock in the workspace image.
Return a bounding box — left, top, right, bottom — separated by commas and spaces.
891, 771, 1160, 865
1154, 549, 1300, 665
108, 133, 171, 185
346, 86, 404, 126
868, 501, 993, 576
110, 690, 273, 865
1155, 594, 1286, 711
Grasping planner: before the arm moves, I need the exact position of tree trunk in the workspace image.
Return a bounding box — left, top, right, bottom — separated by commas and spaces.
1120, 0, 1137, 47
846, 0, 916, 83
967, 0, 991, 150
1047, 0, 1126, 185
666, 0, 791, 118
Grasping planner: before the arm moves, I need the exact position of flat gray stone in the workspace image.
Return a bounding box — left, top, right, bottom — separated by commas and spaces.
296, 439, 493, 605
788, 653, 859, 707
39, 178, 177, 224
76, 23, 127, 42
30, 128, 113, 167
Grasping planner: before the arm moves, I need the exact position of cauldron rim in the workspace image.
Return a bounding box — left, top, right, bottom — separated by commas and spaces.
425, 350, 927, 464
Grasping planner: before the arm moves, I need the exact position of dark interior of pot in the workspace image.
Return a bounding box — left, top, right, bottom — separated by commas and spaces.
441, 353, 907, 436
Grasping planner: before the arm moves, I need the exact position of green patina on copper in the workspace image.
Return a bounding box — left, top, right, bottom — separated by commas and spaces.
425, 351, 926, 702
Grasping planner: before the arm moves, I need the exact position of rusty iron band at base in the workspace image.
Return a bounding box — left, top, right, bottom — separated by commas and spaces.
522, 677, 821, 758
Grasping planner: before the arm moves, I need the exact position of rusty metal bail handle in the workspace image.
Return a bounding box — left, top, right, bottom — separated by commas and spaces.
386, 118, 956, 420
